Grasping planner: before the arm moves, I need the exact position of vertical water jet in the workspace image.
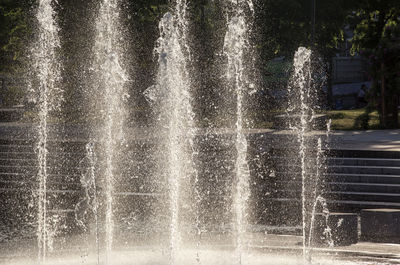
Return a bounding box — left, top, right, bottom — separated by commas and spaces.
289, 47, 330, 262
291, 47, 312, 261
144, 1, 197, 263
92, 0, 128, 262
31, 0, 62, 263
223, 1, 253, 263
76, 142, 100, 264
307, 120, 332, 258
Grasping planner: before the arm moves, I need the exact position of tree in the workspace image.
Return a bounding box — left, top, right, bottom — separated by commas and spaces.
0, 0, 30, 74
253, 0, 357, 112
350, 0, 400, 128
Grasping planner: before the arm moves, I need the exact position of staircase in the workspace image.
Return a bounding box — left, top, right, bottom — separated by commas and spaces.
260, 148, 400, 227
0, 139, 86, 239
326, 150, 400, 211
1, 135, 400, 237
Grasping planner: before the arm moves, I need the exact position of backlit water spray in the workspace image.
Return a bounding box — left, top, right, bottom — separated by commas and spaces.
31, 0, 62, 263
76, 143, 100, 264
292, 47, 312, 262
92, 0, 128, 262
308, 120, 333, 258
173, 2, 203, 262
144, 2, 197, 263
288, 47, 328, 263
223, 0, 253, 263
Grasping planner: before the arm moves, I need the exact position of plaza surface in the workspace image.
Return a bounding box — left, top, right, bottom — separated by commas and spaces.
1, 123, 399, 264
1, 122, 400, 151
1, 233, 400, 264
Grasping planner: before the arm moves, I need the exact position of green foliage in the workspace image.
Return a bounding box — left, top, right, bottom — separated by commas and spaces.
0, 0, 398, 125
349, 0, 400, 127
127, 0, 169, 23
263, 60, 292, 88
353, 106, 372, 130
327, 108, 382, 130
255, 0, 355, 60
254, 0, 356, 102
0, 0, 30, 74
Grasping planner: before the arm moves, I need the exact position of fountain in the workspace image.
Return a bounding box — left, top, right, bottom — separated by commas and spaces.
30, 0, 63, 263
144, 2, 198, 263
223, 0, 254, 263
287, 47, 336, 263
1, 1, 399, 265
90, 0, 129, 262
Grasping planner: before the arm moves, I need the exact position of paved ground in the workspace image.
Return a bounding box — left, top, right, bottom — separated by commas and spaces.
1, 233, 399, 264
1, 122, 400, 151
246, 129, 400, 151
328, 130, 400, 151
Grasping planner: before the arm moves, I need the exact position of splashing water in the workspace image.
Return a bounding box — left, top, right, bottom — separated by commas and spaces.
308, 120, 333, 253
31, 0, 62, 263
85, 143, 101, 265
173, 2, 202, 262
289, 47, 333, 263
223, 0, 253, 263
145, 3, 197, 264
288, 47, 313, 262
92, 0, 128, 262
306, 119, 334, 258
311, 196, 334, 249
76, 143, 100, 265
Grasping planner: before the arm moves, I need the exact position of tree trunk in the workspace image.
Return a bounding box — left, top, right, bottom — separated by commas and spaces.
381, 62, 386, 127
393, 95, 399, 128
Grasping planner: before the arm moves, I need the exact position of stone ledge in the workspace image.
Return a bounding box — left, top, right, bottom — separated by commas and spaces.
361, 208, 400, 243
313, 212, 358, 246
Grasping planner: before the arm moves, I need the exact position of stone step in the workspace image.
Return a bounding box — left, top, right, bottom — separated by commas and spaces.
275, 172, 400, 184
0, 165, 86, 175
0, 144, 33, 153
326, 192, 400, 203
312, 213, 358, 246
329, 165, 400, 175
0, 143, 87, 154
328, 149, 400, 159
272, 156, 400, 167
0, 139, 34, 145
0, 179, 82, 192
325, 173, 400, 185
270, 180, 400, 194
361, 209, 400, 243
0, 151, 36, 160
274, 163, 400, 175
0, 172, 81, 183
269, 197, 400, 209
0, 158, 36, 167
269, 189, 400, 203
0, 157, 85, 169
328, 157, 400, 167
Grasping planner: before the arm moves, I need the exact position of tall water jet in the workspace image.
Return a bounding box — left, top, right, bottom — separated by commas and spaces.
30, 0, 62, 263
144, 3, 197, 263
76, 142, 100, 264
307, 120, 333, 259
91, 0, 128, 261
290, 47, 312, 261
288, 47, 327, 262
223, 0, 253, 263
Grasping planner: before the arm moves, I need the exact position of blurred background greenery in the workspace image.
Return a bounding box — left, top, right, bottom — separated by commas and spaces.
0, 0, 398, 129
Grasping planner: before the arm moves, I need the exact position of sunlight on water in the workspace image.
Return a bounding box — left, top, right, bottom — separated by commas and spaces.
144, 1, 197, 263
92, 0, 129, 262
223, 1, 253, 263
31, 0, 62, 263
